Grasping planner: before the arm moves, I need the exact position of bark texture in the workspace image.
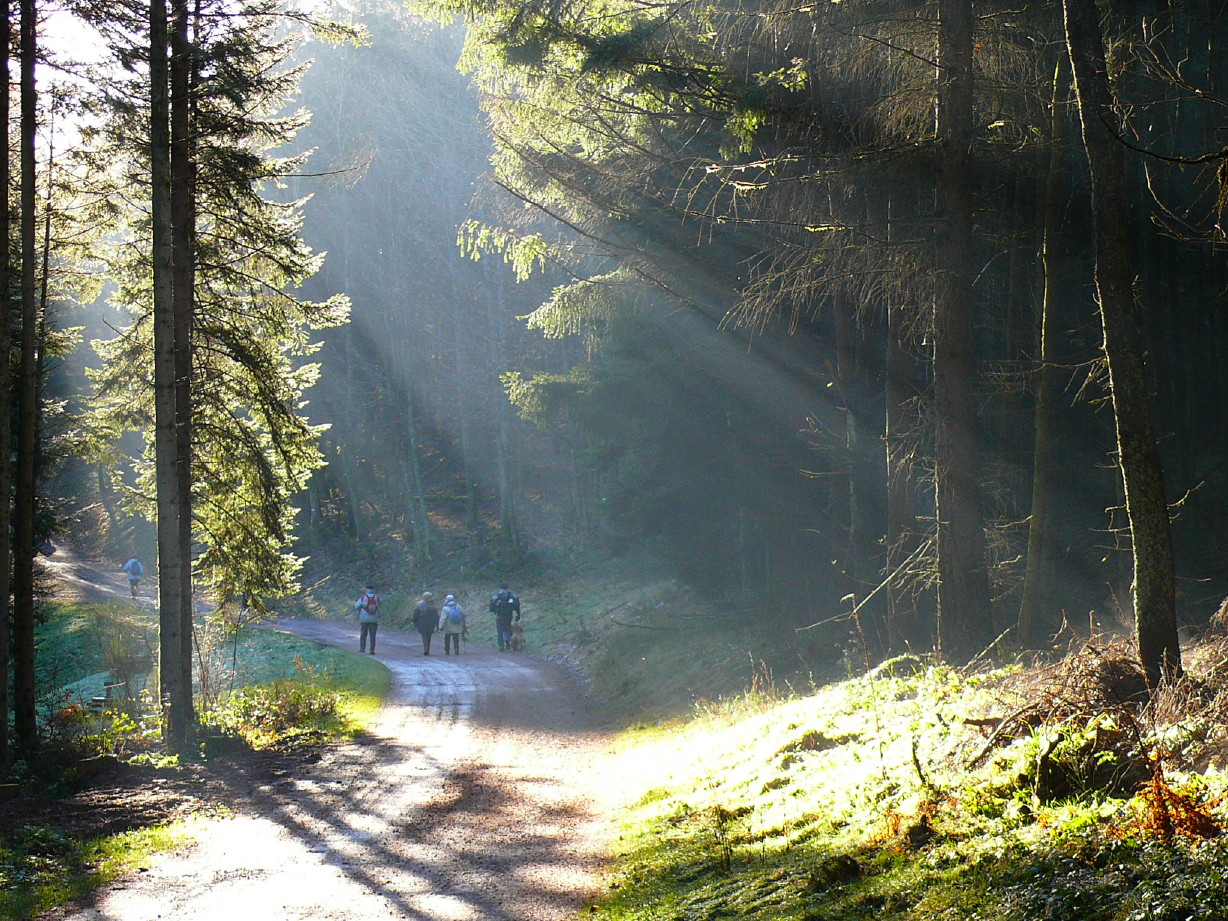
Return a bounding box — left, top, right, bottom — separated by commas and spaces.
933, 0, 994, 664
1062, 0, 1180, 685
151, 0, 190, 748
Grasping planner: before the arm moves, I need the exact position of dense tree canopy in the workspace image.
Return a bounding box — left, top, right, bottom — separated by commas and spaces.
398, 0, 1228, 668
7, 0, 1228, 751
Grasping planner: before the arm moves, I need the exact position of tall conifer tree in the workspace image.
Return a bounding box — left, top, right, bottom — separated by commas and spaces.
1063, 0, 1180, 685
12, 0, 39, 751
83, 0, 348, 749
0, 0, 13, 760
933, 0, 993, 663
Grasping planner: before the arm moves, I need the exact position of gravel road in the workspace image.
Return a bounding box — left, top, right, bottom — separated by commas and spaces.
50, 613, 612, 921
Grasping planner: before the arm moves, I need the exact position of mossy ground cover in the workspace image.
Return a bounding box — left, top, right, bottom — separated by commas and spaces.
0, 818, 204, 920
597, 659, 1228, 921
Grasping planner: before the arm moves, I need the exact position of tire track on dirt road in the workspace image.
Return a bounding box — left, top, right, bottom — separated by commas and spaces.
55, 618, 611, 921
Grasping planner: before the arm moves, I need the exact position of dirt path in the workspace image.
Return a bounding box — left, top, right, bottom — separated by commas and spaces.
40, 547, 156, 607
41, 571, 612, 921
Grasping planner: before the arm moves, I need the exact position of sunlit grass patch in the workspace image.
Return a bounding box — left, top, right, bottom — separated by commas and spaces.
0, 817, 203, 921
236, 626, 389, 696
598, 661, 1228, 921
275, 634, 390, 731
200, 634, 391, 747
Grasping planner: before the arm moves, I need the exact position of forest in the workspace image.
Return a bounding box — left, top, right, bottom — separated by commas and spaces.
0, 0, 1223, 757
296, 0, 1228, 689
0, 1, 1227, 919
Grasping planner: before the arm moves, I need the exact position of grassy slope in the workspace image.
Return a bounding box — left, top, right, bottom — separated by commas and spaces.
595, 657, 1228, 921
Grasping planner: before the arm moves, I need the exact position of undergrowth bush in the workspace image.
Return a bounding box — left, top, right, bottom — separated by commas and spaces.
0, 825, 81, 918
203, 678, 344, 749
81, 693, 163, 757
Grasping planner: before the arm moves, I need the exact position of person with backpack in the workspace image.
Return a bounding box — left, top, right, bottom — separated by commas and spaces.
121, 555, 144, 597
412, 591, 440, 656
438, 594, 467, 655
489, 583, 521, 652
354, 584, 381, 655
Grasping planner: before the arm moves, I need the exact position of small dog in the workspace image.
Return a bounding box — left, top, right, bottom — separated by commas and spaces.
509, 622, 525, 651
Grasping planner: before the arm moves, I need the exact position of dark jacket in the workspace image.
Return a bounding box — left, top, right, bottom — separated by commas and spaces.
412, 601, 440, 634
489, 589, 521, 622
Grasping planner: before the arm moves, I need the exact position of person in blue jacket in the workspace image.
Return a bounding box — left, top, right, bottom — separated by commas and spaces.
122, 556, 144, 597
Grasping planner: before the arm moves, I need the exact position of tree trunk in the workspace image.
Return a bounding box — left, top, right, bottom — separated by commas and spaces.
1063, 0, 1180, 685
831, 294, 855, 583
0, 0, 13, 762
11, 0, 37, 751
170, 0, 197, 727
401, 385, 432, 559
379, 243, 433, 558
1017, 57, 1069, 649
568, 442, 592, 538
491, 280, 520, 553
884, 193, 925, 652
458, 409, 478, 530
933, 0, 994, 664
447, 280, 479, 531
150, 0, 189, 750
340, 319, 364, 538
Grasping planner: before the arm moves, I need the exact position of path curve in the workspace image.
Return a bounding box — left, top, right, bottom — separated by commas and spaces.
53, 617, 611, 921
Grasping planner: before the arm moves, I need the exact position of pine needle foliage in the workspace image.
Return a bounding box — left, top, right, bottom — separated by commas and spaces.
84, 0, 350, 609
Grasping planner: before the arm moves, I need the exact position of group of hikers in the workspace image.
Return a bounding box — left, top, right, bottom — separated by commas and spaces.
353, 583, 522, 656
117, 555, 524, 658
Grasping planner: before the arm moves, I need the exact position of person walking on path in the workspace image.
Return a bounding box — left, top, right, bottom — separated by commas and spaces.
355, 584, 381, 654
121, 556, 144, 597
412, 591, 440, 655
439, 594, 467, 655
489, 583, 521, 652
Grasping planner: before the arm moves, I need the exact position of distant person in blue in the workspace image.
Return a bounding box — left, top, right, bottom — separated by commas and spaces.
122, 556, 143, 597
489, 583, 520, 652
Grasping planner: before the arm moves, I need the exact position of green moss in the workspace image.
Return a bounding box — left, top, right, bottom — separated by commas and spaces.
596, 665, 1228, 921
0, 819, 201, 921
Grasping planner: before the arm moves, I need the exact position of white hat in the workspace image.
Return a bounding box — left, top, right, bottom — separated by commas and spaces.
445, 594, 455, 604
